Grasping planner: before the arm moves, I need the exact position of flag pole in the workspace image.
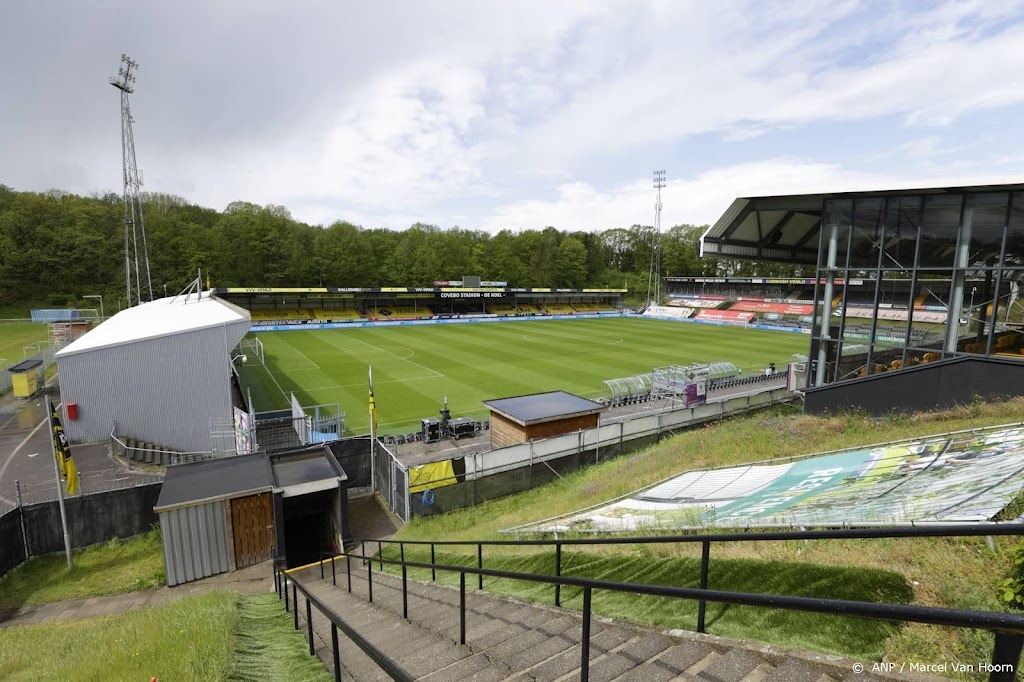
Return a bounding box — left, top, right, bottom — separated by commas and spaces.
46, 395, 73, 570
369, 366, 376, 494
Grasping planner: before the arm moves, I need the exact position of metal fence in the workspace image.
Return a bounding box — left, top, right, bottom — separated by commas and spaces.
373, 388, 792, 521
14, 472, 164, 506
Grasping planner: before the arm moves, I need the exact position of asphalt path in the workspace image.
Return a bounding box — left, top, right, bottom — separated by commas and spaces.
0, 387, 160, 506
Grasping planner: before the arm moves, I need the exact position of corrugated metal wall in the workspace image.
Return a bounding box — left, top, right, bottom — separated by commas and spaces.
160, 502, 231, 587
58, 318, 249, 451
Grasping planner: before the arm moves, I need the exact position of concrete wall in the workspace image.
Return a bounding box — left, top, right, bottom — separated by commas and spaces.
57, 317, 249, 451
804, 357, 1024, 417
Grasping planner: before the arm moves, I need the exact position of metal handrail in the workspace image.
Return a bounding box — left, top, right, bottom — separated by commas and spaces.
273, 559, 413, 682
299, 546, 1024, 682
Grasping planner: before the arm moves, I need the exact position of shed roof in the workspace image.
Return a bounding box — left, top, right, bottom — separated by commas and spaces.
56, 292, 250, 357
483, 391, 605, 426
154, 453, 273, 511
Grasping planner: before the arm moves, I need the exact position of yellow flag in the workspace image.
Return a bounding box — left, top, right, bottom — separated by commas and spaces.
368, 368, 377, 433
50, 403, 79, 496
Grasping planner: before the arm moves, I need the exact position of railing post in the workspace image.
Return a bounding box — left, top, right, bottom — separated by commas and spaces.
459, 571, 466, 645
431, 544, 436, 581
293, 584, 299, 630
401, 543, 408, 619
331, 555, 336, 586
331, 622, 341, 682
285, 575, 290, 611
697, 540, 710, 633
346, 555, 352, 593
306, 598, 314, 655
320, 558, 325, 580
478, 544, 483, 590
361, 540, 366, 566
989, 632, 1024, 682
555, 543, 562, 607
580, 587, 593, 682
378, 540, 383, 570
368, 560, 374, 603
273, 564, 279, 595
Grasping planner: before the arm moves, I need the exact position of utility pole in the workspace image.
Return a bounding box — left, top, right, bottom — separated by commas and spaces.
110, 54, 153, 308
646, 170, 666, 308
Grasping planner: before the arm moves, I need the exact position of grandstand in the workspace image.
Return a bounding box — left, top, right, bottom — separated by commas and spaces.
214, 281, 626, 329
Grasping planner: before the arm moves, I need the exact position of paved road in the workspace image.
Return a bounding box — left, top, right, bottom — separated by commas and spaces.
0, 386, 159, 506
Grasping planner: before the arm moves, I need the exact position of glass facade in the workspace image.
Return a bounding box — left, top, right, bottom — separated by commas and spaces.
809, 190, 1024, 387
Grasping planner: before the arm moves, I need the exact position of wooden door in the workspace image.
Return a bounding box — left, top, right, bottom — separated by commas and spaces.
231, 493, 274, 568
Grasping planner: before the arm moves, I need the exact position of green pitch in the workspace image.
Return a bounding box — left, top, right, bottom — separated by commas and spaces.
236, 318, 807, 435
0, 322, 48, 366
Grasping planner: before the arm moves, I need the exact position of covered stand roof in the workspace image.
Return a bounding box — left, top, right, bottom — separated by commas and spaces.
154, 454, 274, 512
483, 391, 605, 426
56, 291, 250, 357
700, 182, 1024, 266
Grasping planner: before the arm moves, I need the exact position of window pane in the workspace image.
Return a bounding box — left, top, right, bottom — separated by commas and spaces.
918, 195, 963, 267
849, 198, 885, 268
883, 196, 921, 269
1005, 193, 1024, 265
967, 193, 1008, 267
911, 273, 950, 348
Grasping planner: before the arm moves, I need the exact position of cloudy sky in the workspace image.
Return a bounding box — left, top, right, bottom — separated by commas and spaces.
3, 1, 1024, 232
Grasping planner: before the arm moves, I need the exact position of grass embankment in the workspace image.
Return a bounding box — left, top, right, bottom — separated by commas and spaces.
393, 398, 1024, 673
0, 592, 330, 682
0, 530, 165, 608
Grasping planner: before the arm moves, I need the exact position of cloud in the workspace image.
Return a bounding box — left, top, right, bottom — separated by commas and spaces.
479, 158, 1023, 233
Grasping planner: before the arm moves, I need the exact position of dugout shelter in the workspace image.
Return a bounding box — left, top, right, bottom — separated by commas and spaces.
702, 182, 1024, 413
483, 391, 606, 449
55, 292, 251, 452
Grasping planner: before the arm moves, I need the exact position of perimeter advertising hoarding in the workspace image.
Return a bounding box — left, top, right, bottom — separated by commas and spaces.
531, 426, 1024, 532
695, 309, 756, 323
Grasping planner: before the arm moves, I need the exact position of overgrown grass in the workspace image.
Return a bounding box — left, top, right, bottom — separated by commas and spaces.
0, 592, 237, 681
0, 592, 333, 681
0, 529, 165, 608
393, 398, 1024, 675
228, 593, 332, 682
383, 546, 911, 659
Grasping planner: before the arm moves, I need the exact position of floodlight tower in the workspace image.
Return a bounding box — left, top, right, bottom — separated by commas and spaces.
109, 54, 153, 308
646, 170, 666, 308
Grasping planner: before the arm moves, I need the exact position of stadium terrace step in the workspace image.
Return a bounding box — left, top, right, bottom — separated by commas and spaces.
283, 560, 897, 682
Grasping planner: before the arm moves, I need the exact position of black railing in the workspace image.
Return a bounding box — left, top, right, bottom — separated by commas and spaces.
273, 559, 414, 682
276, 524, 1024, 682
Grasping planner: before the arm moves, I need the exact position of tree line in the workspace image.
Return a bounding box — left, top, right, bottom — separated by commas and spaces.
0, 185, 807, 311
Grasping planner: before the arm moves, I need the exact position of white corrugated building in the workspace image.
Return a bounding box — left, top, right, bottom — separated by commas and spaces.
55, 292, 251, 452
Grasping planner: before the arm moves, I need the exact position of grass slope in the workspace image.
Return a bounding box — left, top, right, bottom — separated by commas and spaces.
0, 530, 164, 608
0, 592, 237, 681
0, 592, 331, 682
239, 318, 806, 434
393, 398, 1024, 674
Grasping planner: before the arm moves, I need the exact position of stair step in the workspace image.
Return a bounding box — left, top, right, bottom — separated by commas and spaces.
697, 648, 765, 682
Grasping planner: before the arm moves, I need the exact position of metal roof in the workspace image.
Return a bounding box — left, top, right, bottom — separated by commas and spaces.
700, 182, 1024, 265
56, 292, 251, 357
483, 391, 605, 426
154, 453, 274, 511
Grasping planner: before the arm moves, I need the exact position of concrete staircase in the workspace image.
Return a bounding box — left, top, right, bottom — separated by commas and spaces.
122, 437, 179, 466
286, 560, 908, 682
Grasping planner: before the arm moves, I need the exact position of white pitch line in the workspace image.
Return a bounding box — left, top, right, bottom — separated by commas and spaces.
346, 336, 444, 378
303, 375, 439, 392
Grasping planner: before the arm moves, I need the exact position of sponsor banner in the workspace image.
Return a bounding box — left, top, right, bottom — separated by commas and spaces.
677, 299, 727, 308
839, 307, 947, 324
531, 426, 1024, 532
730, 301, 814, 315
643, 306, 694, 320
695, 309, 755, 323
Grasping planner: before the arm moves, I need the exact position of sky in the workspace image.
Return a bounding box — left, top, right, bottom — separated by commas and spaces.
3, 0, 1024, 233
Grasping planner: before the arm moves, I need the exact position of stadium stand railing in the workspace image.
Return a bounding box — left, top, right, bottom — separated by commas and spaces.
277, 523, 1024, 682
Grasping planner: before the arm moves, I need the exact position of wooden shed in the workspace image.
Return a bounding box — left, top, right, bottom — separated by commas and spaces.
483, 391, 606, 449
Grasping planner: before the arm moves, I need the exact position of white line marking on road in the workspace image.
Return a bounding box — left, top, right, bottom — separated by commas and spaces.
27, 453, 37, 458
0, 408, 54, 503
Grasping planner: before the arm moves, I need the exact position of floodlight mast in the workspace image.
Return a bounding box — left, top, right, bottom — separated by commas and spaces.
109, 54, 153, 308
646, 170, 666, 309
